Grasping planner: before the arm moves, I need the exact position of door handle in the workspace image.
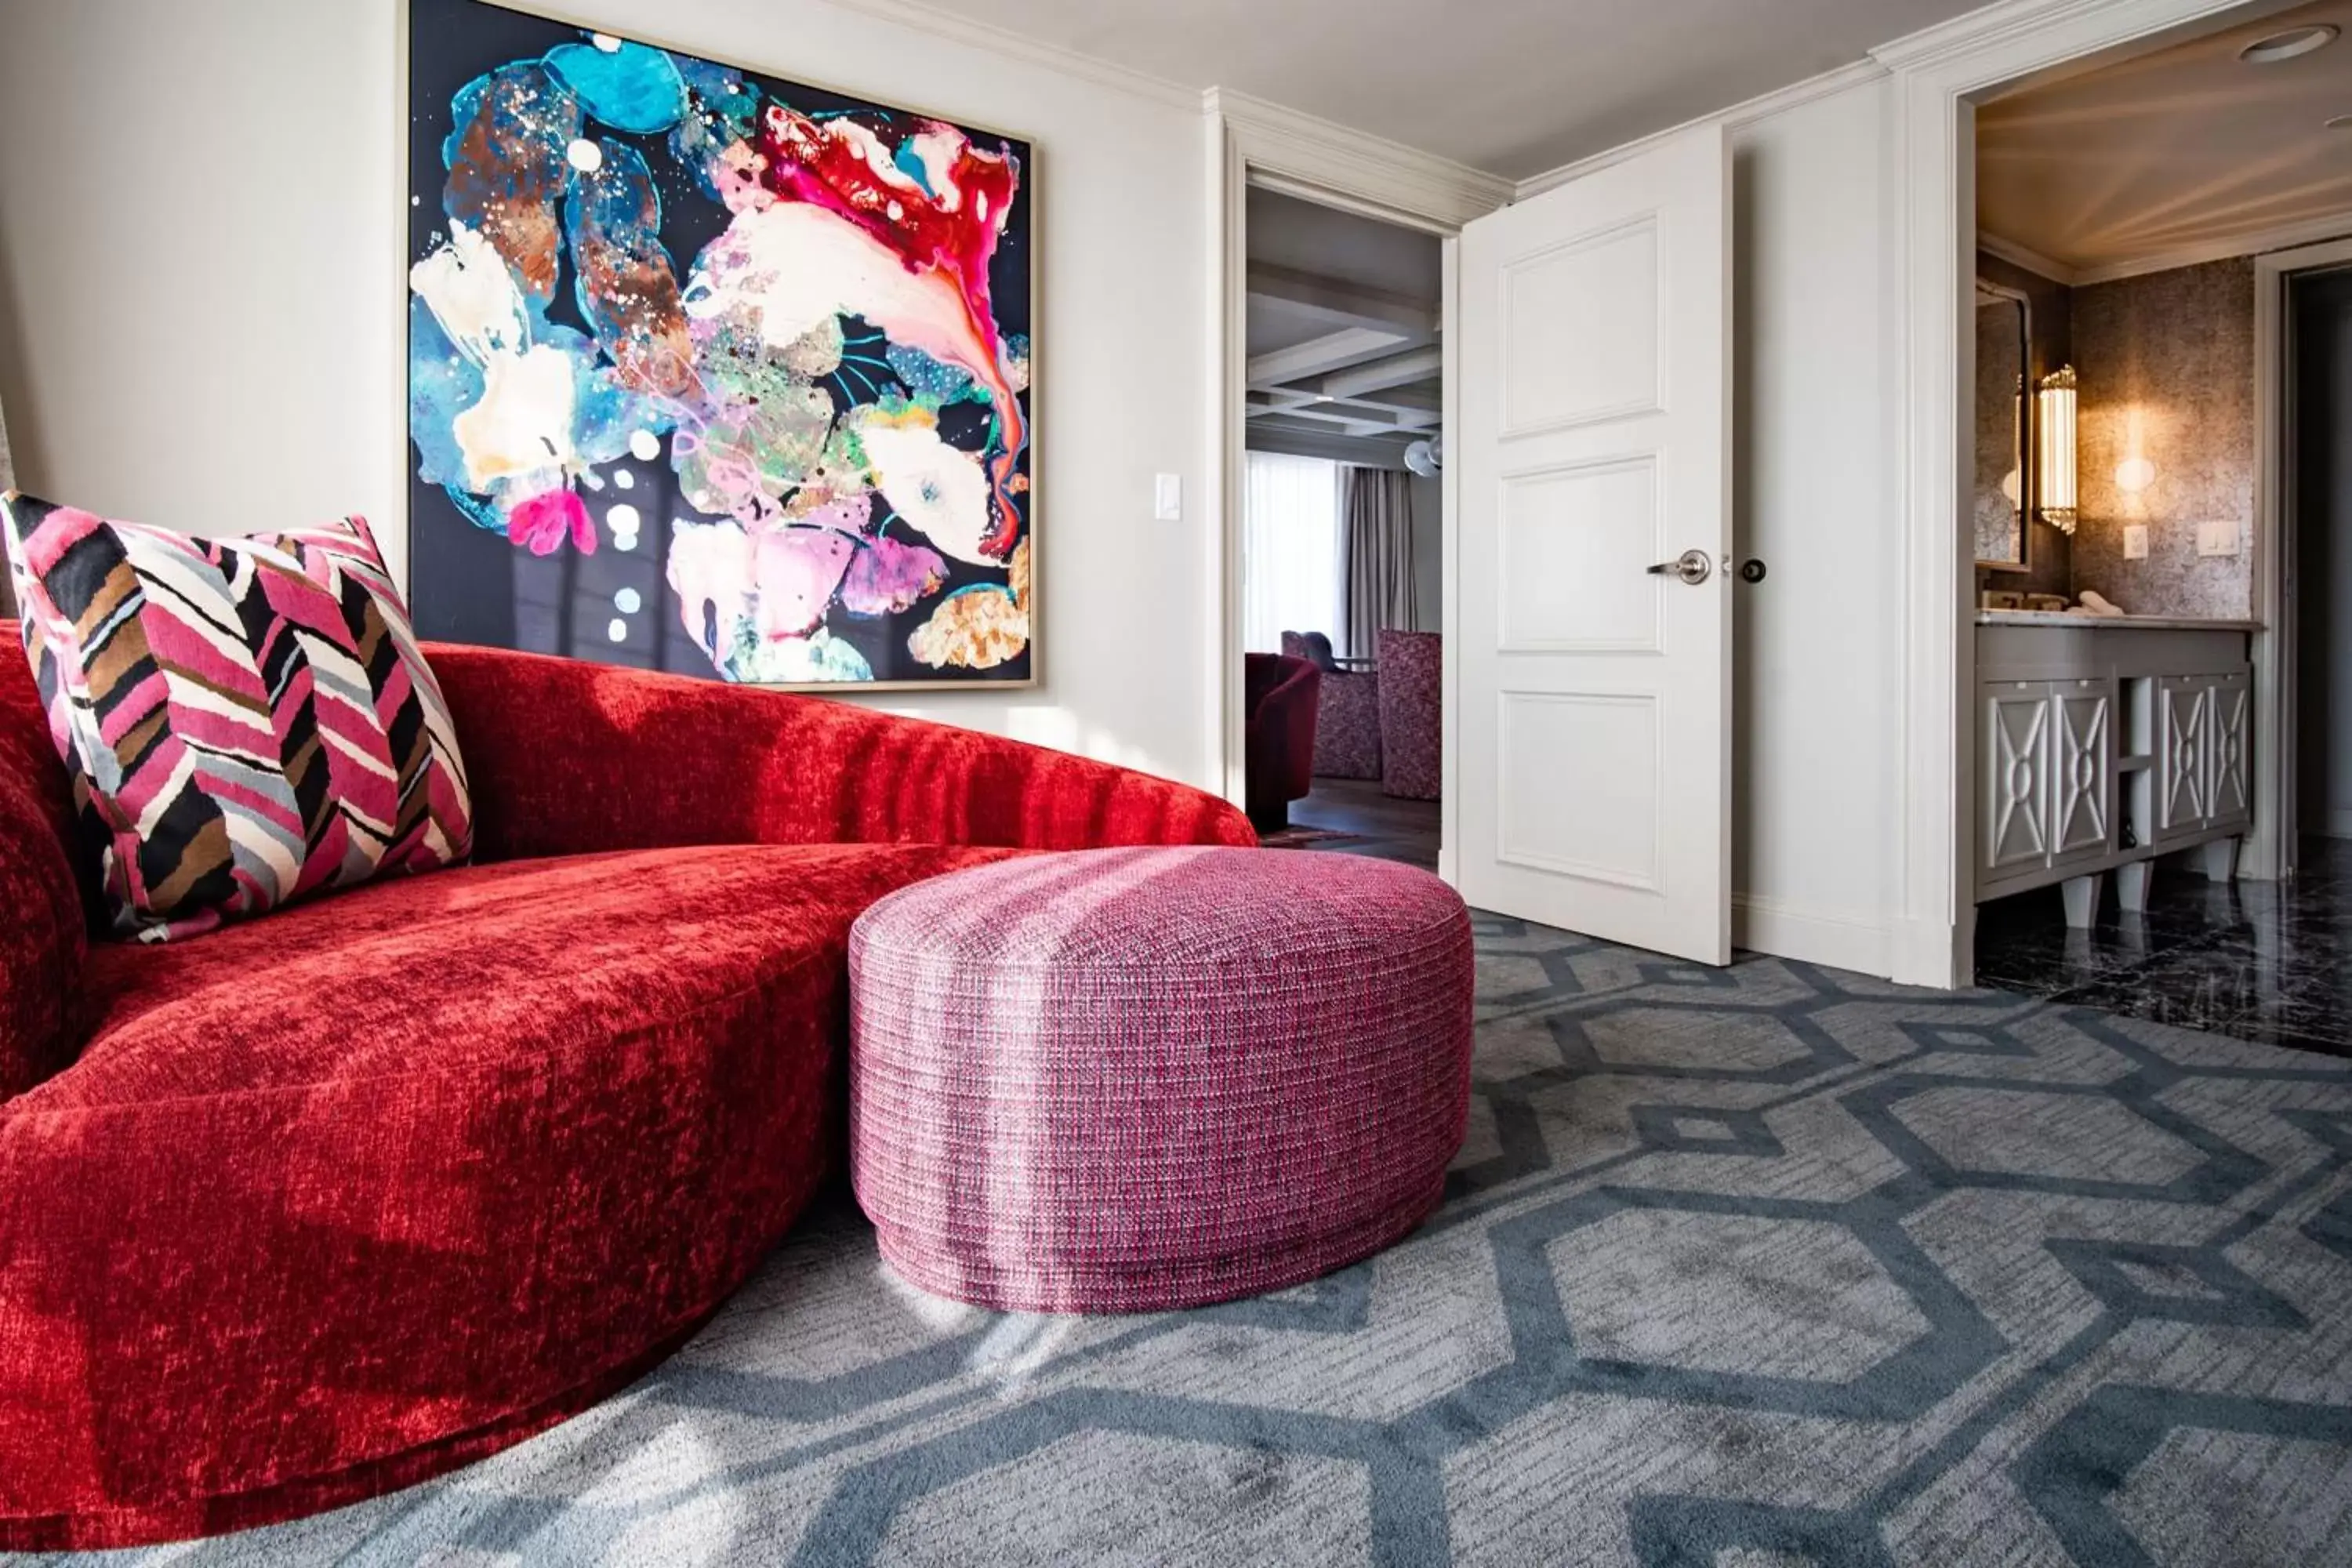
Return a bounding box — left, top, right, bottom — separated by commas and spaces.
1646, 549, 1713, 586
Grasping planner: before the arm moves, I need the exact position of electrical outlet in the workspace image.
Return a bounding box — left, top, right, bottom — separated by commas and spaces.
2123, 524, 2149, 561
2195, 519, 2241, 558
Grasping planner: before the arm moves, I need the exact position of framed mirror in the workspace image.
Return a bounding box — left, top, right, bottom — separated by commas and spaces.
1973, 280, 2032, 572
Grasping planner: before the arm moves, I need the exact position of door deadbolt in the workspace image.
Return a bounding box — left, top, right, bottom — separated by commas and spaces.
1646, 549, 1713, 586
1740, 558, 1767, 583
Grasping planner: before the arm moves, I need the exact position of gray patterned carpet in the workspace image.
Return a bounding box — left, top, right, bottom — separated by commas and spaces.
24, 913, 2352, 1566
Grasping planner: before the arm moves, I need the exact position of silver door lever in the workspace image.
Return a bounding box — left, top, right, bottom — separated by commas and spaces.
1646, 550, 1713, 586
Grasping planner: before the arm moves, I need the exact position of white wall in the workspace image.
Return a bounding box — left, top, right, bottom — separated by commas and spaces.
1724, 78, 1901, 975
0, 0, 1215, 787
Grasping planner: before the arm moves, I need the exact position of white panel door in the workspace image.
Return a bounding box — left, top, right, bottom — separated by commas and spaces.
1457, 125, 1731, 962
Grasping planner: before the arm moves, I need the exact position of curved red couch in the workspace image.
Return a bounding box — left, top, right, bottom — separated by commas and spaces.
0, 632, 1252, 1549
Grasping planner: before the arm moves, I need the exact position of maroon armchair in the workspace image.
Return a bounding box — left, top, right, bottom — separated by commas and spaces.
0, 631, 1254, 1549
1243, 652, 1321, 833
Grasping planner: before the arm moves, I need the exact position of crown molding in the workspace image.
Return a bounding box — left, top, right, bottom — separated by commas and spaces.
1871, 0, 2124, 72
2069, 209, 2352, 285
1976, 230, 2083, 286
1209, 88, 1515, 232
1512, 57, 1886, 201
813, 0, 1202, 110
811, 3, 1516, 226
1980, 209, 2352, 291
1869, 0, 2285, 80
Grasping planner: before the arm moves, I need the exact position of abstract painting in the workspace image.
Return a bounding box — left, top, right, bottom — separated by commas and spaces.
406, 0, 1034, 687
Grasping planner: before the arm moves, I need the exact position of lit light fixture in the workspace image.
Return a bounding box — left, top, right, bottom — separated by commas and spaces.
2240, 24, 2338, 64
2037, 365, 2078, 535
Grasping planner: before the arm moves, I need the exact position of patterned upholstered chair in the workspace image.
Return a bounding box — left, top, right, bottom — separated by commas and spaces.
1377, 629, 1441, 800
1283, 631, 1381, 782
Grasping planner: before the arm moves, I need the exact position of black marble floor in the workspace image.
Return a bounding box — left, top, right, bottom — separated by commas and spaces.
1974, 836, 2352, 1060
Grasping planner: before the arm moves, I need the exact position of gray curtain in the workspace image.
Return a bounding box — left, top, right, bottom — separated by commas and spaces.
1341, 466, 1417, 662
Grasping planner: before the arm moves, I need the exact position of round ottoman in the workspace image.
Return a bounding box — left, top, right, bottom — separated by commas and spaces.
848, 846, 1475, 1312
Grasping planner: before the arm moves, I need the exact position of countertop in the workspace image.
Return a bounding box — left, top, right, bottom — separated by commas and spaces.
1975, 611, 2263, 633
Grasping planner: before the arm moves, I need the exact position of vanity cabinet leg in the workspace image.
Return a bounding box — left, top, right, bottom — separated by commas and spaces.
2116, 860, 2152, 914
2061, 873, 2103, 930
2201, 837, 2239, 883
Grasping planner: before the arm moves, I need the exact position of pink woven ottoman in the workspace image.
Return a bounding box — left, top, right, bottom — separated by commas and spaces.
847, 846, 1475, 1313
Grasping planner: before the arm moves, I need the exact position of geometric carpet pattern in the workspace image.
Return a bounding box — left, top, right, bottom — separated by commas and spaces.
20, 914, 2352, 1566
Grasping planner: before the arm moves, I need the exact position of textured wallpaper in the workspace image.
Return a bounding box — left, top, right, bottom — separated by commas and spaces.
2070, 258, 2256, 621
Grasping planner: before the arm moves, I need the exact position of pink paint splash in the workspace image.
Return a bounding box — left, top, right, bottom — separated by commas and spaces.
842, 534, 949, 617
751, 525, 856, 639
756, 108, 1028, 560
507, 489, 596, 557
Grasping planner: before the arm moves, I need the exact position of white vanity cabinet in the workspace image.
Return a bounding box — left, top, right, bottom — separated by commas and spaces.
1974, 616, 2256, 922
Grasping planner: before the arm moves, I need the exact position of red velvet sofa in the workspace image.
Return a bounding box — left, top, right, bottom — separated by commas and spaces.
0, 630, 1252, 1549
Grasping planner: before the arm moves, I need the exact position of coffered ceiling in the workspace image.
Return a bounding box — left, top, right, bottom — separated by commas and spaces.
1243, 187, 1443, 465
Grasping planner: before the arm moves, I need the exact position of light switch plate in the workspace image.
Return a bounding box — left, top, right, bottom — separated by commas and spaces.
1153, 474, 1182, 522
2123, 524, 2150, 561
2194, 519, 2240, 557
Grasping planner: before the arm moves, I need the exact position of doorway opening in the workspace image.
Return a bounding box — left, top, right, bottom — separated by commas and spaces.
1227, 180, 1454, 874
1950, 0, 2352, 1053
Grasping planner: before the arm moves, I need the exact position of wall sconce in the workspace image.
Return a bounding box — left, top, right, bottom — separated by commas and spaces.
2037, 365, 2078, 535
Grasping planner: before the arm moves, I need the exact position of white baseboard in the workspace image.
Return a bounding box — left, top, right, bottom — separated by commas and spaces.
1733, 895, 1893, 979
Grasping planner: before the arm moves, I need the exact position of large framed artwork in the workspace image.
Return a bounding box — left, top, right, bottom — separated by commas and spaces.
405, 0, 1036, 688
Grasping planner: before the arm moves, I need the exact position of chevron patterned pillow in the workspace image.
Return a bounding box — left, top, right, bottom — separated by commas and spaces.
2, 493, 472, 942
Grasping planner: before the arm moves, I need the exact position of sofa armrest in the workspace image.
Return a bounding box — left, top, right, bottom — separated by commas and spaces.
423, 643, 1257, 861
0, 628, 89, 1098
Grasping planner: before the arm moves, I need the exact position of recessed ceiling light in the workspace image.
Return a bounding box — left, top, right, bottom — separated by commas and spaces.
2240, 24, 2339, 64
2331, 114, 2352, 129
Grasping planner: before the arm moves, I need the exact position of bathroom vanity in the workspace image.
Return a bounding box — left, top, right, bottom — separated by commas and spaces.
1975, 612, 2256, 924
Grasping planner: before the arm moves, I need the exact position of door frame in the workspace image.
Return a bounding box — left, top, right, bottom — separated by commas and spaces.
1207, 93, 1510, 878
1875, 0, 2282, 988
2252, 238, 2352, 876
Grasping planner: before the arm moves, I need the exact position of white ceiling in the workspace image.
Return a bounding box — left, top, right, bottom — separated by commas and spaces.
1244, 188, 1441, 461
924, 0, 1994, 177
1978, 0, 2352, 276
